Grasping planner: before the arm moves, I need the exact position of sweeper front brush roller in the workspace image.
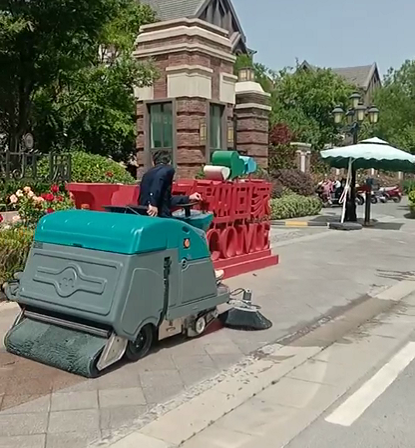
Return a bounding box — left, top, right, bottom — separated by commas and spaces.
4, 318, 107, 378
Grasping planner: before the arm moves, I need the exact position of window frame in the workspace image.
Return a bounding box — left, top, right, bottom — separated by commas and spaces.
144, 99, 177, 169
207, 101, 227, 161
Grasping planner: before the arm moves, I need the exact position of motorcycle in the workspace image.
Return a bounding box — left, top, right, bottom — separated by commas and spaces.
357, 185, 387, 204
380, 186, 402, 203
317, 184, 364, 208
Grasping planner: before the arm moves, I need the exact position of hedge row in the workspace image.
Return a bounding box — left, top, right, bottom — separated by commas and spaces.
270, 193, 322, 220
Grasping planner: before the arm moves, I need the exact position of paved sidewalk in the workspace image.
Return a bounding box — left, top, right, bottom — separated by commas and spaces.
173, 289, 415, 448
0, 201, 415, 447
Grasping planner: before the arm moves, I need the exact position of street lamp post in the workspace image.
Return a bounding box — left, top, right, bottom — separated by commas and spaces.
332, 93, 380, 222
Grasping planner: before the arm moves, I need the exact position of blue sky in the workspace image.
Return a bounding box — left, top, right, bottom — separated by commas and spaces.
234, 0, 414, 77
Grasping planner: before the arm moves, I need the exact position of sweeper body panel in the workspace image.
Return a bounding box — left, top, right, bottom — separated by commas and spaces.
4, 209, 229, 377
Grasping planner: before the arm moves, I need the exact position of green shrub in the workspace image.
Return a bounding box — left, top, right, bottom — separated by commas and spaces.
1, 152, 135, 210
403, 179, 415, 195
0, 227, 34, 286
270, 193, 322, 220
38, 151, 136, 184
270, 169, 315, 197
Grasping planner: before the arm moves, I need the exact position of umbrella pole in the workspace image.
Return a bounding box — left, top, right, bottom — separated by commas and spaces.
344, 166, 357, 222
364, 186, 371, 226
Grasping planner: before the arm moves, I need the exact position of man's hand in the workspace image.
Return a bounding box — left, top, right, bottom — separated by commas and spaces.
147, 205, 158, 217
189, 192, 202, 202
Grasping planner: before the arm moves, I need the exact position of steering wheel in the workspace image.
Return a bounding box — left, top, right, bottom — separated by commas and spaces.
179, 202, 199, 218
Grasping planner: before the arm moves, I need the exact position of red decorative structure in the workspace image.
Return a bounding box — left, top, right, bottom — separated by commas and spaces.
67, 180, 278, 278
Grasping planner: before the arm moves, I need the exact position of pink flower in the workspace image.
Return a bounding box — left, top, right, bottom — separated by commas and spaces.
23, 186, 32, 194
27, 191, 35, 198
44, 193, 54, 202
9, 194, 18, 204
46, 208, 54, 214
51, 185, 59, 193
15, 190, 23, 198
0, 214, 3, 224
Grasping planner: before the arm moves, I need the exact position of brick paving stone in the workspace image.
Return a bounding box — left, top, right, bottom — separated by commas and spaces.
1, 394, 50, 414
51, 390, 99, 411
48, 409, 100, 434
0, 434, 46, 448
45, 431, 101, 448
135, 352, 177, 373
0, 412, 48, 436
142, 384, 185, 405
172, 354, 216, 370
139, 369, 183, 390
98, 388, 146, 408
99, 405, 148, 430
208, 353, 242, 370
180, 366, 219, 388
97, 368, 141, 390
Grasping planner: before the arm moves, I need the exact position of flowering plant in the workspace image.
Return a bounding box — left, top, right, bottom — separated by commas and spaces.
8, 185, 74, 227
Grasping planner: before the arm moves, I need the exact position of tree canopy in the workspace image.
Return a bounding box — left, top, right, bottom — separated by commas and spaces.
373, 60, 415, 153
0, 0, 156, 160
269, 65, 354, 149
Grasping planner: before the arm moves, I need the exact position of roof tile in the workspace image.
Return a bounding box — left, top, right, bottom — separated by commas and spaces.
141, 0, 204, 21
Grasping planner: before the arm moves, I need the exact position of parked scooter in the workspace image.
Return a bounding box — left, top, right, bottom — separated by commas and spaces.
380, 186, 402, 203
357, 184, 388, 204
317, 180, 364, 208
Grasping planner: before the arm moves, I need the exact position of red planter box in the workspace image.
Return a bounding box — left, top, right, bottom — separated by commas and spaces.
67, 181, 278, 278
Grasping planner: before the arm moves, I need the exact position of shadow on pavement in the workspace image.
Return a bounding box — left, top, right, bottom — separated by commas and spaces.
308, 214, 404, 231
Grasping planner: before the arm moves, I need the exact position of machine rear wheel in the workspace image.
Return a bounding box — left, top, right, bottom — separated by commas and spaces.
125, 325, 154, 362
393, 196, 402, 203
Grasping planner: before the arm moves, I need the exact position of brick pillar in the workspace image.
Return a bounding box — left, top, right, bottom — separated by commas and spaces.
134, 18, 237, 179
234, 81, 270, 168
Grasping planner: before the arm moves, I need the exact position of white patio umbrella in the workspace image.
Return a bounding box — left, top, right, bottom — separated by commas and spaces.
321, 137, 415, 172
320, 137, 415, 224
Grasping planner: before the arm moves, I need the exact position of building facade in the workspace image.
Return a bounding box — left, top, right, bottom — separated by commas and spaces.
134, 0, 270, 179
299, 61, 381, 106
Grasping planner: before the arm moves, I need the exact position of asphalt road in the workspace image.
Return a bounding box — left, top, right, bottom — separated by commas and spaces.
287, 334, 415, 448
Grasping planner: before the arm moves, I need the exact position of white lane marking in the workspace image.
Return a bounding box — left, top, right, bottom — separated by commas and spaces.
325, 341, 415, 427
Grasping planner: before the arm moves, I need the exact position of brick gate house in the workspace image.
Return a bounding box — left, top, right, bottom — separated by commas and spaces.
134, 0, 270, 179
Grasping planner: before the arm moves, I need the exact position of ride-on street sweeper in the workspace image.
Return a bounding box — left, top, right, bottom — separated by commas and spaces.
3, 203, 271, 378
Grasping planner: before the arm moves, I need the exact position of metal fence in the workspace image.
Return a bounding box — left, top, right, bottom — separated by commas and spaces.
0, 133, 71, 184
0, 133, 72, 212
0, 151, 71, 184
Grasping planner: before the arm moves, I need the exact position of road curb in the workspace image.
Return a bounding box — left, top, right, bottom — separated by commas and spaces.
271, 220, 329, 228
95, 279, 415, 448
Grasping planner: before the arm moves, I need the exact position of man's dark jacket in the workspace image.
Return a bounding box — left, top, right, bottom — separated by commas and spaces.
138, 164, 189, 217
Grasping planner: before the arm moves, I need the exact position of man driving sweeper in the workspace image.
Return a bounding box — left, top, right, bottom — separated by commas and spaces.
138, 150, 201, 218
138, 150, 224, 281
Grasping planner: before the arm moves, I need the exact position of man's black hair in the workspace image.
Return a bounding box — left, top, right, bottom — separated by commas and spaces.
152, 150, 171, 165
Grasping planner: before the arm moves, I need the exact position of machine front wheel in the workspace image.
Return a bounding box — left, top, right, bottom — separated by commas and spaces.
125, 325, 154, 362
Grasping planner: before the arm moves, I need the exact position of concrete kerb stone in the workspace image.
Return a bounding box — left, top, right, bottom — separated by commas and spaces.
99, 278, 415, 448
271, 220, 329, 228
